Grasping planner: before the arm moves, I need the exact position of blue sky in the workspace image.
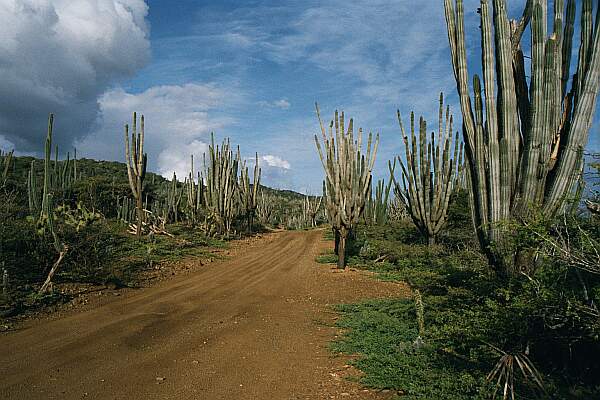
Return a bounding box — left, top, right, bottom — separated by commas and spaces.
0, 0, 599, 193
120, 0, 460, 192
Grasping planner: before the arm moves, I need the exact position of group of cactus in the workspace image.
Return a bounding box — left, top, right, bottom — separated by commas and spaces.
196, 133, 263, 236
202, 134, 238, 236
163, 172, 184, 223
392, 93, 464, 245
302, 195, 322, 228
444, 0, 600, 274
255, 190, 317, 229
387, 194, 410, 222
116, 195, 137, 224
315, 104, 379, 268
315, 0, 599, 271
147, 160, 203, 226
185, 155, 204, 225
27, 115, 78, 224
363, 169, 394, 226
256, 191, 276, 225
238, 151, 261, 232
315, 94, 462, 257
121, 117, 264, 237
26, 114, 89, 294
27, 119, 78, 219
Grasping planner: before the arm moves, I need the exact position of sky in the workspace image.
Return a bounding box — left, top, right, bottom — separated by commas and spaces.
0, 0, 599, 194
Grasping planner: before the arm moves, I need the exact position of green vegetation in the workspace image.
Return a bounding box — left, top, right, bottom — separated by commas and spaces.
319, 188, 600, 398
392, 93, 463, 246
0, 120, 308, 317
445, 0, 600, 275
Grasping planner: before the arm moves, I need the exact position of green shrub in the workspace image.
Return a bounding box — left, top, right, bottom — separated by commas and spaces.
331, 209, 600, 398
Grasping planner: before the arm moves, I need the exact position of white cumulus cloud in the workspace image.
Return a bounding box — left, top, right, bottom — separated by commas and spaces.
76, 83, 236, 179
258, 99, 291, 110
261, 154, 291, 170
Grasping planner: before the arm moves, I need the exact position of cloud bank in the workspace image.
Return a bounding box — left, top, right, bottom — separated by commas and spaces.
0, 0, 150, 151
77, 83, 234, 179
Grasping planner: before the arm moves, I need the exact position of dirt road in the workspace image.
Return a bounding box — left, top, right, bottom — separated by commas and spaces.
0, 230, 406, 399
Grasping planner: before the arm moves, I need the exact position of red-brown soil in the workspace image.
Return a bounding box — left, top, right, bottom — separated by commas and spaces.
0, 230, 409, 399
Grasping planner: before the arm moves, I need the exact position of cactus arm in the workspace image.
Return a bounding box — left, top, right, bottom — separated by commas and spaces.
444, 0, 477, 150
560, 0, 575, 98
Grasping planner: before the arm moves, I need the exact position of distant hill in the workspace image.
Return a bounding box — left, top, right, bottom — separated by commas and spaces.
8, 155, 307, 201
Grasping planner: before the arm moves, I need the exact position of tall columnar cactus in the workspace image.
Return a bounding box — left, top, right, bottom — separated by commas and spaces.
27, 160, 39, 215
315, 104, 379, 269
124, 112, 147, 237
238, 150, 261, 232
445, 0, 600, 274
41, 114, 54, 220
185, 155, 203, 224
303, 195, 323, 227
73, 148, 78, 182
203, 133, 239, 237
166, 172, 183, 223
0, 149, 13, 188
393, 93, 463, 245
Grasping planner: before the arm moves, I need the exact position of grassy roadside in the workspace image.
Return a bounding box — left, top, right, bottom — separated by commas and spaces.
0, 220, 228, 320
318, 219, 600, 399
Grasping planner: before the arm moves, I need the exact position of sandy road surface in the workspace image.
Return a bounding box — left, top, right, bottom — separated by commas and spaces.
0, 230, 406, 399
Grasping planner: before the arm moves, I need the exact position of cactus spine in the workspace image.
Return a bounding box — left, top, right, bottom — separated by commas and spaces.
393, 93, 463, 245
445, 0, 600, 274
314, 104, 379, 269
124, 112, 147, 237
238, 151, 261, 232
